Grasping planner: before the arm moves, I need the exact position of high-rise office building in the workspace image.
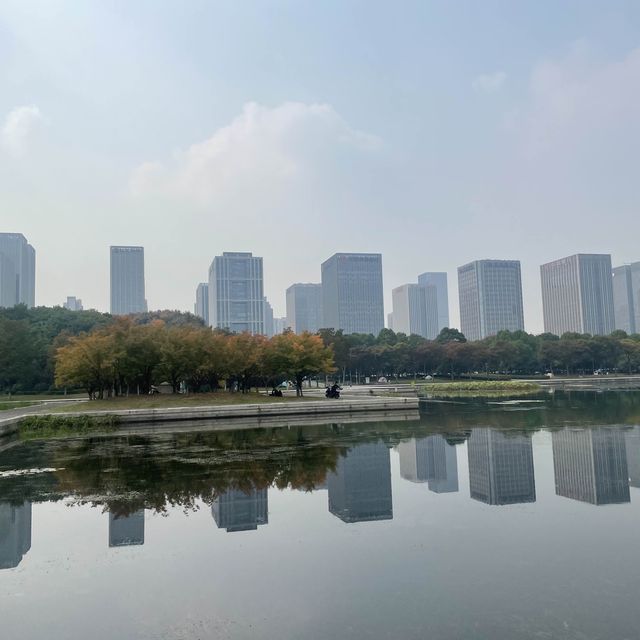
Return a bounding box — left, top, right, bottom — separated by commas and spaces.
110, 246, 147, 315
540, 254, 614, 336
418, 272, 450, 333
391, 283, 439, 338
327, 442, 393, 523
286, 283, 323, 334
398, 436, 459, 493
468, 429, 536, 505
263, 297, 274, 337
0, 233, 35, 308
612, 262, 640, 334
321, 253, 384, 335
0, 502, 32, 569
63, 296, 83, 311
211, 487, 268, 532
194, 282, 209, 325
208, 252, 264, 334
391, 284, 425, 337
457, 260, 524, 341
108, 511, 145, 547
552, 428, 630, 505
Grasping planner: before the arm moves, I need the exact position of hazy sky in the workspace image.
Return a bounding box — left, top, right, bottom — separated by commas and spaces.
1, 1, 639, 332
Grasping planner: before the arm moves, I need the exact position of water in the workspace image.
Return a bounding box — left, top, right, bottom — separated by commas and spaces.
1, 390, 640, 639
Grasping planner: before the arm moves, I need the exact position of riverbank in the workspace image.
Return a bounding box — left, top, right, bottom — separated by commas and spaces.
0, 396, 420, 438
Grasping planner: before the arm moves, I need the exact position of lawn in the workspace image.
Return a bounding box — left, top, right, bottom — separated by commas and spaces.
51, 391, 314, 412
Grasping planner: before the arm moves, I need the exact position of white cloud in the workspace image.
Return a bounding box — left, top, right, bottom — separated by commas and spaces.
513, 44, 640, 158
472, 71, 507, 93
130, 101, 381, 204
1, 105, 45, 155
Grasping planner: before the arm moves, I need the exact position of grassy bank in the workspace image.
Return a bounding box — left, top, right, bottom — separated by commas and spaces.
18, 414, 120, 441
50, 392, 314, 413
421, 380, 541, 398
0, 401, 41, 411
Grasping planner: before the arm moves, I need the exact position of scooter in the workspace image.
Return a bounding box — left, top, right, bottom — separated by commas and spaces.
325, 385, 341, 399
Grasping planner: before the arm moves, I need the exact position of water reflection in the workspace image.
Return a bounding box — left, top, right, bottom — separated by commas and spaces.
468, 429, 536, 505
398, 435, 459, 493
552, 428, 630, 505
211, 488, 268, 532
108, 510, 145, 547
327, 442, 393, 523
0, 501, 32, 569
625, 426, 640, 488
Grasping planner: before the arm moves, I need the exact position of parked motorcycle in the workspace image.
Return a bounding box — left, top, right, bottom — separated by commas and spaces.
325, 385, 341, 399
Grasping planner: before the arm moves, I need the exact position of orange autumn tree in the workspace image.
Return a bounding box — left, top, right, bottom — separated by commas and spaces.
265, 331, 334, 396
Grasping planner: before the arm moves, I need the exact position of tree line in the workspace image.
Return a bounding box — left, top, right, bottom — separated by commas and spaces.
3, 304, 640, 395
319, 327, 640, 380
55, 318, 334, 398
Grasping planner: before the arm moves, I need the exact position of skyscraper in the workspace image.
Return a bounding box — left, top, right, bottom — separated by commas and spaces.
110, 246, 147, 315
286, 283, 323, 333
0, 502, 32, 569
552, 428, 630, 505
540, 254, 614, 336
321, 253, 384, 335
211, 487, 268, 532
263, 297, 274, 337
194, 282, 209, 325
612, 262, 640, 334
108, 511, 145, 547
458, 260, 524, 341
208, 252, 264, 334
418, 272, 450, 333
327, 442, 393, 523
467, 429, 536, 505
398, 436, 459, 493
0, 233, 35, 308
389, 283, 430, 338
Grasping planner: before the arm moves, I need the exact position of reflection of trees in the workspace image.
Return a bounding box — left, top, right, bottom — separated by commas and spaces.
2, 391, 640, 516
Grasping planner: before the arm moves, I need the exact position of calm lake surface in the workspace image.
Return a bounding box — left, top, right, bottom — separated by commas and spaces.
1, 390, 640, 639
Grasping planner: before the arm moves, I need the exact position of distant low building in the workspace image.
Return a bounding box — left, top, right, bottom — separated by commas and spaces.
63, 296, 83, 311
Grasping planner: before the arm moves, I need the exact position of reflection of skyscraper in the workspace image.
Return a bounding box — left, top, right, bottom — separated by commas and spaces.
625, 426, 640, 489
553, 428, 630, 505
108, 511, 145, 547
328, 442, 392, 523
468, 429, 536, 505
398, 436, 458, 493
0, 502, 32, 569
212, 488, 268, 532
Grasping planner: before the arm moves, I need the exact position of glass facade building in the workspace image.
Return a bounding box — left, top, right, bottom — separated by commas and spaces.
541, 254, 614, 336
321, 253, 384, 335
458, 259, 524, 341
208, 252, 264, 334
286, 283, 323, 334
110, 246, 147, 315
0, 233, 35, 308
612, 262, 640, 335
417, 271, 450, 333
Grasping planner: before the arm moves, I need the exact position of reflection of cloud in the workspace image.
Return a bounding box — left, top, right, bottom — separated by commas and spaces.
130, 101, 381, 205
1, 105, 45, 156
472, 71, 506, 93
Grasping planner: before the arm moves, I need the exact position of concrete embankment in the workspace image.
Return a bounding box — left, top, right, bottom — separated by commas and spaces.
0, 397, 420, 438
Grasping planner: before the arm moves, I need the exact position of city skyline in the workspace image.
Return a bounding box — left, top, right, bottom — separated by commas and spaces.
4, 236, 640, 339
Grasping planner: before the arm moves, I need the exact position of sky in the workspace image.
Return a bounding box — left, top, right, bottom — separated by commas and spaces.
1, 0, 639, 333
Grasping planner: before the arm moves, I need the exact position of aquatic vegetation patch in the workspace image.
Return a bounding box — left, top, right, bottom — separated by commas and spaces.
422, 381, 541, 398
18, 414, 120, 441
